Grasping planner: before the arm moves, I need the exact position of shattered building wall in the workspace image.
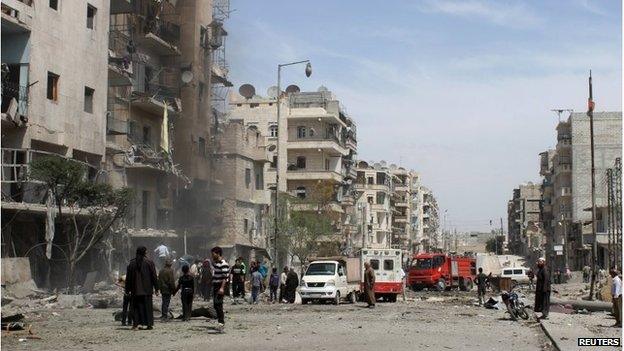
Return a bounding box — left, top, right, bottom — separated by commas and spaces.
1, 0, 110, 288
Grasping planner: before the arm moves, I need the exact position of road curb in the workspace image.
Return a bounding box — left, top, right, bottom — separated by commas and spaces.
539, 320, 562, 351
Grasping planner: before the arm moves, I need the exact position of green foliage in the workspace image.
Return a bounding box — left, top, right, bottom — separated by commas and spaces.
486, 236, 505, 255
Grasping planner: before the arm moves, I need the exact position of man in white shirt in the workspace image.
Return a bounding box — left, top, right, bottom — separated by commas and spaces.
610, 269, 622, 328
154, 243, 170, 269
279, 267, 288, 303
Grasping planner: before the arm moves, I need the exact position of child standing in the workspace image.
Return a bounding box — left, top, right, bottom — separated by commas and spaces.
250, 267, 263, 304
176, 265, 195, 321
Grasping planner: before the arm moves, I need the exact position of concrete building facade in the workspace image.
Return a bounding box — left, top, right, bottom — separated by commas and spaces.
421, 186, 440, 252
507, 183, 543, 257
1, 0, 110, 286
353, 161, 393, 249
539, 112, 622, 270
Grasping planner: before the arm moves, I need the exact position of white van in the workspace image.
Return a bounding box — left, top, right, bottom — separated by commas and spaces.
299, 258, 360, 305
501, 267, 530, 285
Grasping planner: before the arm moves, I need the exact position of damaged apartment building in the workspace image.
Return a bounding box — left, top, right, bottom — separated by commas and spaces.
105, 0, 233, 269
538, 111, 622, 271
1, 0, 235, 286
1, 0, 110, 287
228, 86, 358, 264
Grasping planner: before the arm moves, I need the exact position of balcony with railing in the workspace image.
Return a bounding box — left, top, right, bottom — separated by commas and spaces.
2, 1, 32, 33
1, 80, 29, 125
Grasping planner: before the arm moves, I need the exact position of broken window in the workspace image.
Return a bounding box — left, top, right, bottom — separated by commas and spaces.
47, 72, 59, 101
297, 126, 306, 138
271, 155, 277, 169
370, 259, 380, 270
84, 86, 94, 113
376, 192, 385, 205
367, 177, 374, 185
269, 124, 278, 138
49, 0, 58, 10
295, 186, 306, 199
367, 196, 374, 204
245, 168, 251, 188
142, 126, 151, 146
141, 191, 150, 228
356, 171, 365, 184
86, 4, 96, 29
296, 156, 306, 169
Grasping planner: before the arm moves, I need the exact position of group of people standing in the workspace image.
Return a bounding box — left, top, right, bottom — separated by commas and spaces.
122, 246, 228, 332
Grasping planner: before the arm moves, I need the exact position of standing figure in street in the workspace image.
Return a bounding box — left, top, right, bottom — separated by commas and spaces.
610, 269, 622, 328
230, 258, 246, 303
116, 276, 133, 326
158, 259, 176, 321
364, 261, 376, 308
285, 268, 299, 303
475, 268, 488, 306
125, 246, 159, 330
176, 265, 195, 321
269, 268, 280, 303
190, 259, 200, 299
279, 267, 288, 303
534, 258, 551, 320
583, 265, 591, 283
527, 268, 535, 290
211, 247, 230, 333
153, 243, 170, 270
200, 258, 212, 301
250, 266, 264, 304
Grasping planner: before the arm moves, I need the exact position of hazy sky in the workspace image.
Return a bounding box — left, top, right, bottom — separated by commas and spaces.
225, 0, 622, 232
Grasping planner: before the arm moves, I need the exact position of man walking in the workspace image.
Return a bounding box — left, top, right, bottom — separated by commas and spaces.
364, 261, 376, 308
176, 265, 195, 321
211, 247, 229, 333
269, 268, 280, 303
125, 246, 159, 330
279, 267, 288, 303
610, 269, 622, 328
199, 258, 212, 301
158, 259, 176, 320
475, 267, 488, 306
534, 258, 551, 320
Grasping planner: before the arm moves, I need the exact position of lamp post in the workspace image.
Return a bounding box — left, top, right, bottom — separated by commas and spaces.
273, 60, 312, 269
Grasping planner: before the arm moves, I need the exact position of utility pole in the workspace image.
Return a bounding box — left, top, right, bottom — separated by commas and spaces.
499, 217, 504, 255
588, 71, 598, 301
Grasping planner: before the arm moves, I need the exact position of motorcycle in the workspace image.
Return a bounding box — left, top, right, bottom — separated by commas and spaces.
500, 290, 529, 321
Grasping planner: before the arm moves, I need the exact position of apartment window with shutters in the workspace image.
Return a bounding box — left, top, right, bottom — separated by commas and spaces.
49, 0, 58, 10
269, 124, 278, 138
297, 126, 306, 138
47, 72, 59, 101
86, 4, 96, 29
245, 168, 251, 188
376, 192, 385, 205
271, 155, 277, 169
84, 87, 94, 113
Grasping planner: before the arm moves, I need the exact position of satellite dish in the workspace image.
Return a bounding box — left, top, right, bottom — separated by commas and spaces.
380, 160, 387, 167
181, 70, 194, 84
267, 86, 279, 98
318, 85, 328, 92
239, 84, 256, 99
285, 85, 300, 94
267, 144, 276, 152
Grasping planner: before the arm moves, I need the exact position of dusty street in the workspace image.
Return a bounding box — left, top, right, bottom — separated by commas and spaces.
2, 291, 553, 351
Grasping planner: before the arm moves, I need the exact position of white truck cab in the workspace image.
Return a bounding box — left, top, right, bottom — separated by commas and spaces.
299, 259, 359, 305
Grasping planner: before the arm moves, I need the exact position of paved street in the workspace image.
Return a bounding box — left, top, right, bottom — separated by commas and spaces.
2, 292, 554, 351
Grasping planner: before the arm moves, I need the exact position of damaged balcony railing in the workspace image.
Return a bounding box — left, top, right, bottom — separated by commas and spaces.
1, 80, 29, 118
124, 142, 186, 181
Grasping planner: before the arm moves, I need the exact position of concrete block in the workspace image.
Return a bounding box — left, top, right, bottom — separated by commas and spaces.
1, 257, 32, 285
57, 294, 86, 309
5, 280, 37, 299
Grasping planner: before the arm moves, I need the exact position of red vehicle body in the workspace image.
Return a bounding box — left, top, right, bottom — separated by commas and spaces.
408, 253, 476, 291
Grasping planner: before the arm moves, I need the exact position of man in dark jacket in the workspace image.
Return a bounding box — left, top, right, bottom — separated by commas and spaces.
158, 259, 176, 320
125, 246, 159, 330
534, 258, 551, 320
285, 268, 299, 303
475, 267, 488, 306
364, 262, 376, 308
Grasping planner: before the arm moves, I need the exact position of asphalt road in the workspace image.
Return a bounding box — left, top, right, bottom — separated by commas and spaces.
2, 291, 554, 351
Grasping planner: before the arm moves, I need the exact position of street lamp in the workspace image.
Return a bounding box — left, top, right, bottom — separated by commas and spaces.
273, 60, 312, 269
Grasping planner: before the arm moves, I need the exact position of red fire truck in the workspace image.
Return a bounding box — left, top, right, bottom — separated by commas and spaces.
408, 253, 476, 291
